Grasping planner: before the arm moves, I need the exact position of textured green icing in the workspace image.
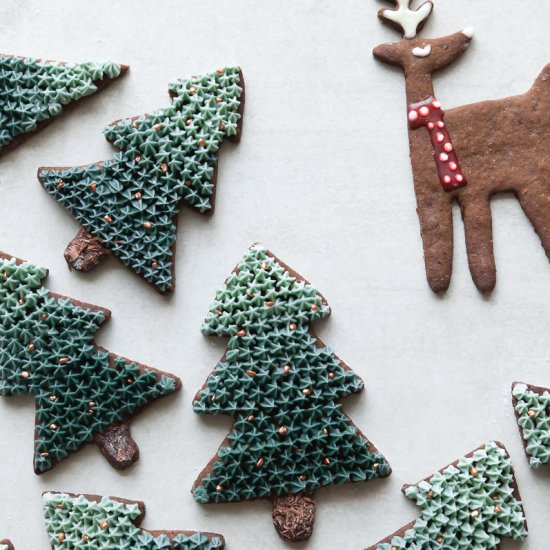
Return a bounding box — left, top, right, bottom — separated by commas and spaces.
43, 493, 224, 549
193, 244, 389, 503
0, 257, 178, 473
0, 54, 121, 151
40, 67, 244, 292
376, 442, 527, 550
513, 383, 550, 468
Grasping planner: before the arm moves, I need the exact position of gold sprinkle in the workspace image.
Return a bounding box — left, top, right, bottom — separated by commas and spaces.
189, 87, 197, 95
41, 313, 48, 320
41, 452, 49, 457
289, 323, 297, 330
469, 467, 478, 477
103, 215, 113, 223
55, 504, 64, 509
470, 509, 479, 518
322, 428, 329, 436
328, 372, 335, 380
160, 163, 169, 173
215, 97, 222, 103
236, 329, 247, 337
247, 415, 255, 422
436, 537, 443, 544
278, 426, 288, 436
215, 309, 222, 316
185, 119, 193, 126
198, 138, 206, 147
219, 122, 226, 130
427, 490, 433, 498
89, 402, 96, 408
90, 181, 97, 192
100, 521, 109, 529
216, 69, 224, 75
56, 180, 64, 190
50, 424, 58, 430
528, 409, 536, 418
151, 261, 159, 269
311, 304, 319, 311
261, 262, 268, 270
494, 505, 502, 513
299, 474, 307, 481
58, 533, 65, 542
153, 123, 162, 131
256, 457, 265, 468
264, 301, 275, 307
82, 534, 89, 542
283, 365, 291, 374
323, 457, 331, 465
20, 371, 30, 379
185, 179, 192, 185
49, 396, 57, 402
59, 357, 69, 364
127, 378, 134, 384
373, 462, 380, 470
302, 388, 312, 396
28, 343, 35, 351
246, 289, 253, 297
135, 156, 141, 163
247, 370, 257, 377
132, 121, 138, 128
216, 484, 224, 492
88, 409, 95, 414
18, 299, 25, 305
143, 221, 153, 229
134, 191, 142, 199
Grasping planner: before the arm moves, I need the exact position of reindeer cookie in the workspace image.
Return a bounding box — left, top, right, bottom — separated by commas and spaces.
374, 0, 550, 294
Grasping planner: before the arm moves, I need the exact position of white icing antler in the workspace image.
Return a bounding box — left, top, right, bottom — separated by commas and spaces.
379, 0, 434, 39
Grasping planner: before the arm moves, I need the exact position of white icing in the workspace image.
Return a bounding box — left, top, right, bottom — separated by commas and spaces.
412, 45, 432, 58
381, 0, 434, 39
462, 26, 475, 39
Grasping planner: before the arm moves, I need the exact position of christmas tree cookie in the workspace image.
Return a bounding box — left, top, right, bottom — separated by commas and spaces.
0, 54, 125, 155
43, 492, 225, 549
38, 67, 245, 293
370, 442, 528, 549
0, 252, 181, 474
192, 244, 391, 542
512, 382, 550, 468
0, 541, 13, 549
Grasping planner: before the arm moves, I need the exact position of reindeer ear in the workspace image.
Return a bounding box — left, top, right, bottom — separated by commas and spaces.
373, 42, 405, 67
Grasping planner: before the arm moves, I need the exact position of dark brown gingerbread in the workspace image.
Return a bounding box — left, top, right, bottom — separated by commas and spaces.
374, 1, 550, 294
44, 492, 225, 548
0, 251, 182, 474
367, 441, 527, 549
0, 540, 14, 550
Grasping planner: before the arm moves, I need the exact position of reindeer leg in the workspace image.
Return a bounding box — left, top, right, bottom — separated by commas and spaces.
459, 197, 496, 294
517, 184, 550, 261
416, 194, 453, 293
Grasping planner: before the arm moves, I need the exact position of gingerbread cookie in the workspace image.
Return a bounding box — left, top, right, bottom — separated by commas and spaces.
192, 244, 391, 542
0, 54, 125, 156
369, 442, 528, 549
0, 541, 13, 550
43, 492, 224, 549
512, 382, 550, 468
38, 67, 245, 293
373, 0, 550, 294
0, 253, 181, 474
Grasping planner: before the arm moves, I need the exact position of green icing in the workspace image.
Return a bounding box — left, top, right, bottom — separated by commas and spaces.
513, 383, 550, 468
0, 257, 178, 474
39, 67, 244, 292
193, 244, 390, 504
376, 442, 527, 550
43, 493, 224, 549
0, 54, 122, 151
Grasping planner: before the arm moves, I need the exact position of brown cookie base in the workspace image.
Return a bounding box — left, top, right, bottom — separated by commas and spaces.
44, 492, 225, 548
366, 442, 526, 549
512, 381, 549, 466
37, 69, 245, 294
192, 245, 391, 543
0, 540, 14, 550
0, 54, 127, 158
0, 251, 182, 475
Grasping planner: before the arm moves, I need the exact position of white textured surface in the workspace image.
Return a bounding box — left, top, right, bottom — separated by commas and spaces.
0, 1, 549, 548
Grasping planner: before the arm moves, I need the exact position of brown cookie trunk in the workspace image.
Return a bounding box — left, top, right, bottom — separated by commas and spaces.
511, 381, 549, 466
64, 228, 111, 271
37, 69, 245, 294
192, 245, 391, 541
43, 492, 225, 549
0, 55, 127, 158
0, 251, 182, 475
374, 27, 550, 294
366, 442, 527, 549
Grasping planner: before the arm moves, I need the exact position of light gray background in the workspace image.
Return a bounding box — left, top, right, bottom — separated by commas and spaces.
0, 1, 549, 548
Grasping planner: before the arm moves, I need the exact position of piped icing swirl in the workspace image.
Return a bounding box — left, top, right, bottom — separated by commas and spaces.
43, 493, 224, 549
0, 55, 122, 151
513, 383, 550, 468
0, 257, 178, 473
193, 244, 390, 503
39, 67, 244, 292
376, 442, 527, 549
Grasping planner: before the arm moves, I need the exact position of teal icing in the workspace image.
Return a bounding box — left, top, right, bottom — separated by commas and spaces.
39, 67, 244, 292
513, 383, 550, 468
193, 244, 390, 504
376, 442, 528, 550
43, 493, 224, 549
0, 55, 122, 151
0, 257, 178, 473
